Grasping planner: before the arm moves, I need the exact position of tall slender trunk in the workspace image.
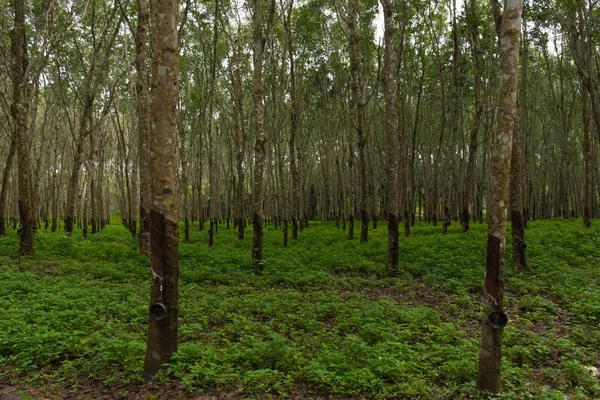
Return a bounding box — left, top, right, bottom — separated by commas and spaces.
250, 0, 274, 263
29, 85, 44, 231
136, 0, 150, 254
208, 0, 219, 247
431, 25, 446, 232
478, 0, 522, 393
445, 0, 459, 236
0, 137, 16, 236
566, 1, 596, 227
98, 144, 107, 228
396, 0, 408, 237
510, 16, 528, 270
90, 128, 99, 234
284, 0, 300, 241
348, 0, 369, 243
462, 0, 482, 233
233, 38, 246, 240
582, 87, 592, 228
65, 135, 86, 233
144, 0, 179, 378
347, 141, 355, 240
382, 0, 398, 274
510, 112, 526, 269
11, 0, 34, 254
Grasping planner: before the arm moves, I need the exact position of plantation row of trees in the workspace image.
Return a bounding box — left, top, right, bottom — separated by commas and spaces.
1, 0, 599, 248
0, 0, 597, 393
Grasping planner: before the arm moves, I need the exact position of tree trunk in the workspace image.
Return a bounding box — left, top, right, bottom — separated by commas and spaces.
208, 0, 219, 248
11, 0, 34, 255
382, 0, 398, 274
136, 0, 151, 255
478, 0, 522, 393
64, 136, 86, 233
250, 0, 274, 263
582, 87, 592, 228
348, 0, 369, 243
462, 0, 483, 233
232, 36, 247, 241
284, 0, 300, 242
510, 19, 528, 270
0, 137, 16, 236
510, 113, 526, 269
144, 0, 180, 378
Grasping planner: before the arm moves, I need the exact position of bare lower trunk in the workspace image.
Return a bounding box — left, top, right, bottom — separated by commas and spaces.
348, 0, 368, 244
250, 0, 273, 263
12, 0, 34, 254
0, 138, 16, 236
83, 198, 88, 240
348, 214, 354, 240
582, 87, 592, 228
382, 0, 398, 273
65, 126, 88, 233
135, 0, 151, 255
144, 0, 179, 378
478, 0, 522, 393
510, 114, 526, 269
442, 206, 450, 235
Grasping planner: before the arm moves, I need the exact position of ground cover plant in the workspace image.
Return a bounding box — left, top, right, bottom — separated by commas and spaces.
1, 219, 599, 399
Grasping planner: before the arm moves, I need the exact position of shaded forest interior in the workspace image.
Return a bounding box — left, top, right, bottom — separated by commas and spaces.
2, 0, 600, 397
1, 0, 600, 243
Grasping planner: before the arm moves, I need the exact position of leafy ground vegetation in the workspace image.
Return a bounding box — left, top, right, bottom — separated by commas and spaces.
1, 219, 599, 399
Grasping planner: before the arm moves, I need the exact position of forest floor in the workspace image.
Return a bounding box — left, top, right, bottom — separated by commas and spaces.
1, 219, 599, 399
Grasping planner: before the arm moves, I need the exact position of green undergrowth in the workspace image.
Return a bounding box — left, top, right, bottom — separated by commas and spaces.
1, 219, 599, 399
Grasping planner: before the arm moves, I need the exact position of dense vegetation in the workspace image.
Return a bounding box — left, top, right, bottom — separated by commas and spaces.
1, 220, 599, 399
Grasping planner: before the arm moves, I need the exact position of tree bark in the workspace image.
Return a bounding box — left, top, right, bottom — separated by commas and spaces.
232, 35, 247, 241
510, 112, 526, 269
284, 0, 300, 241
381, 0, 398, 274
478, 0, 522, 393
0, 137, 16, 236
144, 0, 179, 377
136, 0, 151, 255
462, 0, 483, 233
208, 0, 219, 247
250, 0, 274, 263
582, 86, 592, 228
348, 0, 369, 243
11, 0, 34, 254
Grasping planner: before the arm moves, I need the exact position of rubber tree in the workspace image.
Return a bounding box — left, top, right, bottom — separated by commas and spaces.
348, 0, 369, 243
250, 0, 275, 263
135, 0, 151, 256
478, 0, 522, 392
11, 0, 34, 254
282, 0, 301, 241
462, 0, 484, 233
510, 11, 528, 270
144, 0, 180, 377
381, 0, 399, 273
0, 136, 16, 236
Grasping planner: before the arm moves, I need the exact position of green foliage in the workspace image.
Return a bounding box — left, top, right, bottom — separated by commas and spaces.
0, 219, 599, 398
